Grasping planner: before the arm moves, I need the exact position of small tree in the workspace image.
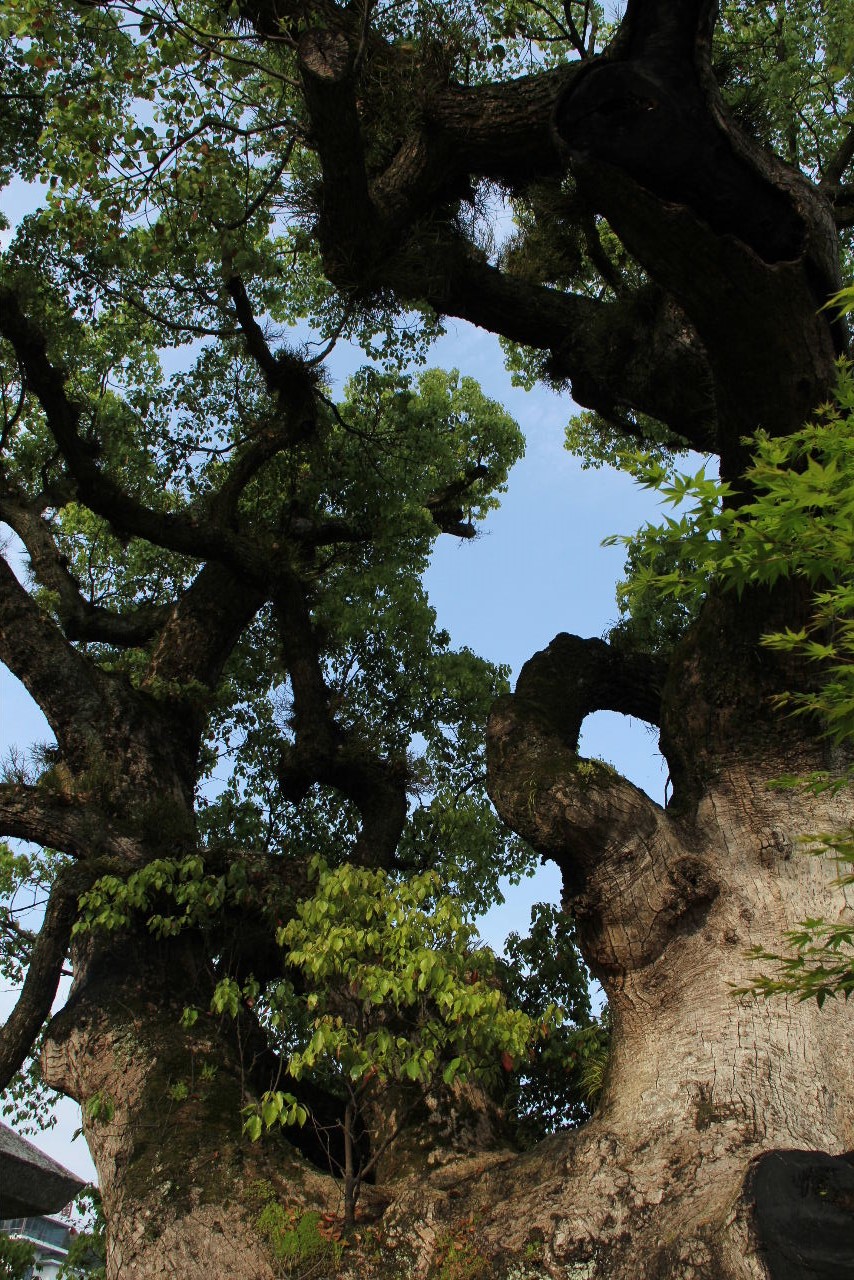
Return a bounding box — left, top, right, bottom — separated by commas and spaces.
498, 903, 610, 1144
242, 858, 543, 1227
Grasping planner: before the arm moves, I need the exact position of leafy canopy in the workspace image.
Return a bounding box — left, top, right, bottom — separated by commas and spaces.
239, 858, 549, 1219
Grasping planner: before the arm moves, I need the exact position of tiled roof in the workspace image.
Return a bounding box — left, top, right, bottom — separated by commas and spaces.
0, 1123, 86, 1216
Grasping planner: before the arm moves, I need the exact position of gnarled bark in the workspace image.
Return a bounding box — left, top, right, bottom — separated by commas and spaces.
42, 937, 335, 1280
471, 620, 854, 1278
6, 2, 854, 1275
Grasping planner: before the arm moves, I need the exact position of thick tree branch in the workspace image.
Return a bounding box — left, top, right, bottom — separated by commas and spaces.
0, 861, 107, 1091
0, 552, 113, 753
142, 562, 266, 697
273, 574, 407, 868
822, 125, 854, 193
0, 286, 272, 578
421, 245, 717, 451
369, 67, 573, 228
619, 0, 717, 61
516, 633, 666, 743
0, 783, 146, 863
486, 632, 665, 868
550, 37, 844, 468
297, 26, 382, 290
0, 539, 234, 809
486, 634, 718, 976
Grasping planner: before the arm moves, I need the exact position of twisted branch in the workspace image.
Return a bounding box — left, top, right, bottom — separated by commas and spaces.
487, 635, 717, 975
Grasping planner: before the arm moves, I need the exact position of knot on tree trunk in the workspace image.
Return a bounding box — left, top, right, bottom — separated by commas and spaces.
298, 29, 352, 83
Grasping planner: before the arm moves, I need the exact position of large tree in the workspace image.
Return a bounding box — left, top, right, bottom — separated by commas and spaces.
1, 1, 854, 1278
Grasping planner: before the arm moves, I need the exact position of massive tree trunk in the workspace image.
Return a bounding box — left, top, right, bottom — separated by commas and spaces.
41, 938, 329, 1280
479, 603, 854, 1278
4, 1, 854, 1275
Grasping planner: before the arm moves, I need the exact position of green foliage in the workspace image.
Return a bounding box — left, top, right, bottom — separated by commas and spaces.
0, 1232, 36, 1280
84, 1092, 115, 1125
2, 0, 851, 1214
611, 355, 854, 733
73, 854, 272, 941
273, 858, 540, 1093
734, 832, 854, 1006
242, 858, 549, 1219
564, 408, 691, 477
251, 1185, 342, 1278
498, 904, 609, 1144
715, 1, 854, 177
58, 1187, 107, 1280
432, 1218, 491, 1280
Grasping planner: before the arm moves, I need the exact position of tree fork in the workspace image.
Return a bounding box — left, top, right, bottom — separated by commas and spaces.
552, 1, 844, 474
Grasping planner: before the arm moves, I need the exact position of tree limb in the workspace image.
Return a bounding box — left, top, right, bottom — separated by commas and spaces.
141, 562, 266, 698
486, 633, 665, 870
0, 484, 170, 647
273, 575, 408, 868
823, 126, 854, 193
0, 861, 107, 1091
223, 270, 319, 423
419, 245, 717, 452
560, 2, 589, 59
0, 285, 269, 578
515, 633, 666, 743
0, 552, 113, 755
0, 783, 146, 863
619, 0, 717, 61
486, 634, 718, 976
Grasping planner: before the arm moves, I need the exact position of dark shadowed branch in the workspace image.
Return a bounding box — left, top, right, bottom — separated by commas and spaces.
273, 576, 408, 868
0, 553, 116, 753
486, 633, 665, 869
0, 485, 171, 647
0, 784, 146, 863
0, 861, 108, 1091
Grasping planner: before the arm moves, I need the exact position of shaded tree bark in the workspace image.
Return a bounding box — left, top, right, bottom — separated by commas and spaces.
480, 614, 854, 1277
